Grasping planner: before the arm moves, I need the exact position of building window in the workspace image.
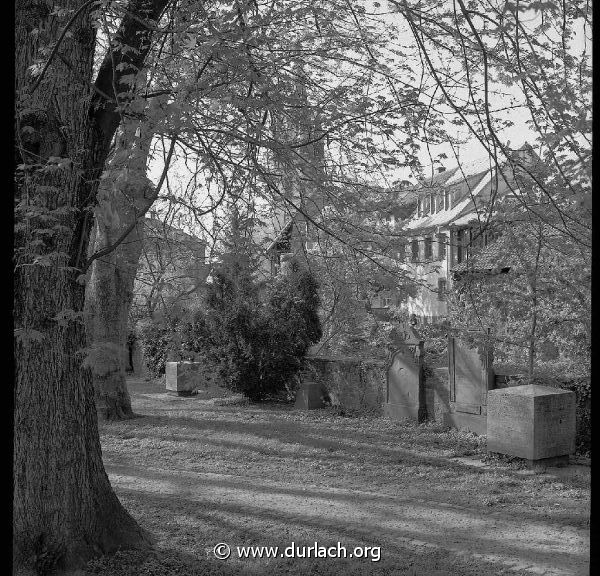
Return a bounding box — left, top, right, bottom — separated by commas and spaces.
382, 296, 393, 308
437, 233, 447, 259
396, 243, 405, 261
424, 236, 433, 260
444, 189, 450, 210
417, 199, 422, 218
438, 278, 447, 301
411, 239, 419, 262
456, 229, 464, 263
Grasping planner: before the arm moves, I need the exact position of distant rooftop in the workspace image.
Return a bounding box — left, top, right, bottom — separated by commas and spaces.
403, 144, 538, 233
144, 217, 206, 247
451, 239, 510, 274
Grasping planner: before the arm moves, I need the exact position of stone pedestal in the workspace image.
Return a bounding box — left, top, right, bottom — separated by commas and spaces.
294, 381, 328, 410
487, 384, 576, 460
165, 361, 203, 396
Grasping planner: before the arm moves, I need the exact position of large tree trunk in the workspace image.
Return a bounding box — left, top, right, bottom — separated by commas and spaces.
85, 219, 145, 420
85, 94, 156, 421
14, 269, 151, 572
14, 1, 168, 571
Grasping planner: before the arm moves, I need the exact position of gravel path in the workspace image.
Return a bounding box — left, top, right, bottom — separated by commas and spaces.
89, 377, 590, 576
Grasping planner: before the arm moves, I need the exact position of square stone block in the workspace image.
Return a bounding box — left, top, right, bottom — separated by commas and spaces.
487, 385, 575, 460
165, 361, 203, 396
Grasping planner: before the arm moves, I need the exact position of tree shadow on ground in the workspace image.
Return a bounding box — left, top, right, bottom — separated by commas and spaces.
108, 484, 588, 576
105, 461, 589, 534
104, 404, 590, 495
111, 410, 583, 485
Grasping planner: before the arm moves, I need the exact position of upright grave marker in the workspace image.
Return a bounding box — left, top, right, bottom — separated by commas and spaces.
443, 330, 495, 434
384, 323, 427, 422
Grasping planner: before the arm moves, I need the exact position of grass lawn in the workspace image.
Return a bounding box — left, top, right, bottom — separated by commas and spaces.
87, 377, 590, 576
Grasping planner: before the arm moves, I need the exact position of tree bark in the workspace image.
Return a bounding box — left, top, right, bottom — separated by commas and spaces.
85, 92, 156, 421
14, 0, 168, 571
85, 216, 145, 420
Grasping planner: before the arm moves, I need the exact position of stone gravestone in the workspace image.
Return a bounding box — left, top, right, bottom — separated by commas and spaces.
487, 385, 576, 463
165, 361, 203, 396
294, 380, 328, 410
443, 331, 494, 435
384, 323, 426, 423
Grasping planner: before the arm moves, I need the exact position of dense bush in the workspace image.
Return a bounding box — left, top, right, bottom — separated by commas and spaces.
180, 259, 322, 401
561, 378, 591, 456
138, 314, 185, 377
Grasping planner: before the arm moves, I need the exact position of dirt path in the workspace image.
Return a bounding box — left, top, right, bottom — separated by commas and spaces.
89, 378, 590, 576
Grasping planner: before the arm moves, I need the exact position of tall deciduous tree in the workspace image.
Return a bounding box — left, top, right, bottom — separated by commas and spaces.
85, 86, 162, 420
14, 0, 169, 569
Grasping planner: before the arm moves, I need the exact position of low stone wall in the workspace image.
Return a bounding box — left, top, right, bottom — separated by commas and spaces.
302, 356, 387, 414
304, 355, 449, 420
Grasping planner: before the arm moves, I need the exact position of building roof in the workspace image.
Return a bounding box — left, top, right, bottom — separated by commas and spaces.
403, 144, 538, 234
404, 168, 492, 232
393, 187, 420, 208
266, 144, 538, 250
144, 217, 206, 248
451, 239, 510, 274
266, 219, 294, 253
